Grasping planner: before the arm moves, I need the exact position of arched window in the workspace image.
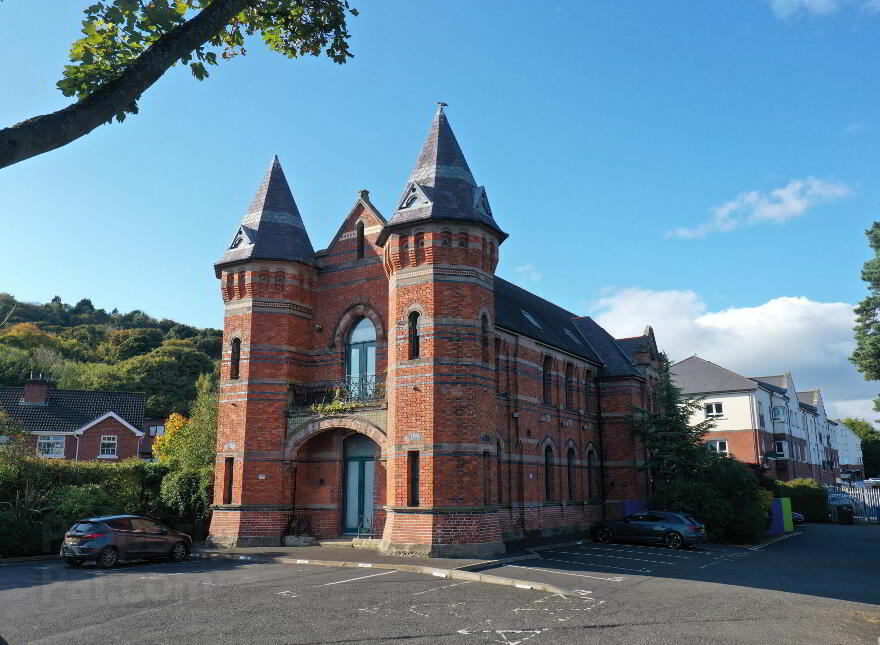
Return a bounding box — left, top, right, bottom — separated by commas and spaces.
356, 221, 365, 259
587, 450, 600, 499
567, 448, 576, 501
481, 315, 490, 363
543, 356, 553, 405
408, 311, 420, 360
346, 317, 376, 400
544, 446, 554, 501
565, 363, 574, 409
230, 338, 241, 380
496, 441, 503, 505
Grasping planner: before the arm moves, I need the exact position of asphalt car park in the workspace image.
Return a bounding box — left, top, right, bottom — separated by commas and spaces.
1, 524, 878, 644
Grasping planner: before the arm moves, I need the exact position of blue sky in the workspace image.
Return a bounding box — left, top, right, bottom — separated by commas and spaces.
1, 1, 878, 418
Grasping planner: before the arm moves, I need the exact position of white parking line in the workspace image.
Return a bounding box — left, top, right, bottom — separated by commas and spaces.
573, 545, 696, 559
749, 531, 802, 551
550, 550, 675, 565
508, 564, 626, 582
413, 580, 473, 596
539, 556, 651, 573
322, 570, 398, 586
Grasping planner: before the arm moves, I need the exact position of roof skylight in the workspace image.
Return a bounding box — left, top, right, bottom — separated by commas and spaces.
520, 310, 543, 329
564, 329, 583, 345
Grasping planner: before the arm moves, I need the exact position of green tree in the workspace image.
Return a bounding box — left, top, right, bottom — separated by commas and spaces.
635, 353, 715, 485
852, 222, 880, 406
1, 1, 357, 169
840, 417, 880, 478
121, 344, 214, 417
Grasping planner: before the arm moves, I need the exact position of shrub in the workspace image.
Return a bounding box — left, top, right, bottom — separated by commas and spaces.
0, 510, 42, 557
652, 456, 771, 544
774, 478, 828, 522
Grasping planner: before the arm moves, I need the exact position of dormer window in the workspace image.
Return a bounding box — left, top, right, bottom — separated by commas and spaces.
521, 310, 543, 329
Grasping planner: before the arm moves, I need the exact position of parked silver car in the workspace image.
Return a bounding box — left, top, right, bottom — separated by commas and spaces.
591, 510, 707, 549
60, 515, 191, 568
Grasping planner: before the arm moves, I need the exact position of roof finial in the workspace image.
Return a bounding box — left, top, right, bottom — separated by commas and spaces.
437, 101, 448, 113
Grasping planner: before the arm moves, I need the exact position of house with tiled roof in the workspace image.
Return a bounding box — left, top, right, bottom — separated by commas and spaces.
671, 356, 851, 484
0, 376, 146, 461
207, 105, 663, 553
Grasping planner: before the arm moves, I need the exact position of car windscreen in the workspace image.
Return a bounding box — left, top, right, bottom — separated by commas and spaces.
70, 522, 100, 533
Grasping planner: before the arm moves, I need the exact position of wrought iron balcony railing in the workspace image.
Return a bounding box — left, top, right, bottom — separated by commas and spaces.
289, 375, 385, 413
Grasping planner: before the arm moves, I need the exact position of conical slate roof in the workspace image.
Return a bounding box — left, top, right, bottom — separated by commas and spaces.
215, 156, 316, 276
377, 105, 506, 245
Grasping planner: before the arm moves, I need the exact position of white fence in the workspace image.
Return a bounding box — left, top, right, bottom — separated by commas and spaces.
828, 484, 880, 522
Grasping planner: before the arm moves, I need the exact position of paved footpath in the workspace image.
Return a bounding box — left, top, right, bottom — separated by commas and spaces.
1, 523, 878, 644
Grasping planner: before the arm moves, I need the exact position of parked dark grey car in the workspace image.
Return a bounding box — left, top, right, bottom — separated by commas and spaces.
60, 515, 191, 568
591, 510, 707, 549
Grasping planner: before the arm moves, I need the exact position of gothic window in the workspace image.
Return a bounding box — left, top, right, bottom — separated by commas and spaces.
481, 315, 490, 363
565, 363, 574, 409
587, 450, 600, 499
544, 446, 554, 501
543, 356, 553, 405
356, 221, 365, 259
230, 338, 241, 380
567, 448, 576, 501
346, 317, 376, 399
458, 232, 468, 248
408, 311, 420, 360
496, 441, 503, 505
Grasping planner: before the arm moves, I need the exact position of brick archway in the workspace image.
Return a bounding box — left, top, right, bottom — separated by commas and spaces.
284, 415, 387, 460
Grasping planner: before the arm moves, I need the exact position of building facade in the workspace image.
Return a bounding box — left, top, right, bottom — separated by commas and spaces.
671, 356, 850, 484
0, 377, 146, 461
207, 107, 661, 555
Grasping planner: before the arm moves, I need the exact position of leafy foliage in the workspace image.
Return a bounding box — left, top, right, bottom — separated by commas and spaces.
0, 293, 220, 417
840, 417, 880, 478
58, 0, 358, 122
851, 222, 880, 413
774, 478, 828, 522
153, 412, 189, 463
634, 353, 715, 484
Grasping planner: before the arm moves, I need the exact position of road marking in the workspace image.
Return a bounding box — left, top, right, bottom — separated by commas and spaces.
551, 549, 675, 565
749, 531, 802, 551
322, 570, 397, 586
573, 545, 696, 559
457, 628, 545, 645
508, 564, 626, 582
276, 590, 298, 597
413, 580, 472, 596
539, 556, 651, 573
357, 562, 373, 568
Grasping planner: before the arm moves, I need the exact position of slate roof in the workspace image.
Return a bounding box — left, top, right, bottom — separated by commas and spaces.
377, 106, 507, 245
670, 356, 758, 395
571, 318, 640, 378
751, 379, 788, 396
493, 277, 602, 365
616, 337, 647, 362
0, 386, 145, 433
215, 156, 316, 276
799, 401, 817, 414
750, 374, 786, 389
798, 390, 819, 406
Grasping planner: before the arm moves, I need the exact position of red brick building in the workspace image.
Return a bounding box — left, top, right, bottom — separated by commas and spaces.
0, 377, 146, 461
208, 106, 661, 555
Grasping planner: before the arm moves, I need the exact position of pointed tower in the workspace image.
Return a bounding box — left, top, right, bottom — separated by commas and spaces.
377, 105, 507, 557
208, 157, 318, 547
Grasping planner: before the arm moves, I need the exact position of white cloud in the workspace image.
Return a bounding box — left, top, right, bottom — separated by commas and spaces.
769, 0, 839, 18
666, 177, 850, 240
514, 264, 543, 284
842, 121, 866, 136
768, 0, 880, 17
591, 287, 877, 422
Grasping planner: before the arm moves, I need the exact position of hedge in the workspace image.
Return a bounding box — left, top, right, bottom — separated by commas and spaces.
774, 478, 828, 522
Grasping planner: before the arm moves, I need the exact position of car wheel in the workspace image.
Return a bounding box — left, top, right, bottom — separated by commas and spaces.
97, 547, 119, 569
64, 557, 82, 568
664, 531, 684, 550
169, 541, 189, 562
595, 527, 613, 544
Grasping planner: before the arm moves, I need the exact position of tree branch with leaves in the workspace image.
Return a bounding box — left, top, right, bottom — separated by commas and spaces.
0, 0, 357, 169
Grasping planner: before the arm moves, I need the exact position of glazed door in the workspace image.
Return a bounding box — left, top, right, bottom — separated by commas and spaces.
343, 458, 375, 534
342, 434, 378, 535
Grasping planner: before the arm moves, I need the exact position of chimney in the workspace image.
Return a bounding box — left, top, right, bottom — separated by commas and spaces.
22, 374, 51, 405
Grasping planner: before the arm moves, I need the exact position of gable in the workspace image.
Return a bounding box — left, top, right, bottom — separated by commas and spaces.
319, 194, 386, 262
0, 386, 145, 434
74, 412, 145, 437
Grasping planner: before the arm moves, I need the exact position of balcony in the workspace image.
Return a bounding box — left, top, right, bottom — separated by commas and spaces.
287, 376, 387, 439
289, 376, 386, 414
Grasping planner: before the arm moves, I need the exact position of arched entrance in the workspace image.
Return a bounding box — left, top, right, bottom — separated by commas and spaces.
285, 419, 387, 539
342, 433, 379, 535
